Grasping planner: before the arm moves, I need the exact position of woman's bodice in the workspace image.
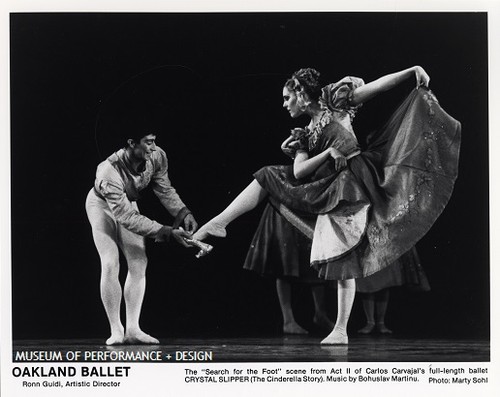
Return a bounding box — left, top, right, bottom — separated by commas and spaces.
307, 109, 361, 157
294, 76, 365, 157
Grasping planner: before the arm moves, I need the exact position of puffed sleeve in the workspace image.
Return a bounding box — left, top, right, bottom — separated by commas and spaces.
151, 147, 191, 226
320, 76, 365, 116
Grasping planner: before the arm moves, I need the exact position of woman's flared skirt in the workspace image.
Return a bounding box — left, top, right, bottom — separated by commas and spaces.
252, 88, 461, 280
243, 203, 326, 284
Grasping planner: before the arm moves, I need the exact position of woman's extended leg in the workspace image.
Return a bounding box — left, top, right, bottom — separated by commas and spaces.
193, 179, 268, 241
119, 226, 159, 344
321, 279, 356, 345
276, 279, 308, 334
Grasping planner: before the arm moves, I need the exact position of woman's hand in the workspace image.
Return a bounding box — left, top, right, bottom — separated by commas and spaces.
281, 135, 299, 158
329, 148, 347, 171
414, 66, 430, 88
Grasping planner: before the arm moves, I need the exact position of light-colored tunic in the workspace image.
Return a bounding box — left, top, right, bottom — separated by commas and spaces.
91, 147, 188, 237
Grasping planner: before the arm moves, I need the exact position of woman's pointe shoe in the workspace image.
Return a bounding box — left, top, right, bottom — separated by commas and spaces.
183, 237, 214, 258
192, 221, 227, 241
321, 329, 348, 345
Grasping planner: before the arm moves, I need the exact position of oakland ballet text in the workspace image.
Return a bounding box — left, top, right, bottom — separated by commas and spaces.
13, 366, 129, 389
12, 365, 130, 377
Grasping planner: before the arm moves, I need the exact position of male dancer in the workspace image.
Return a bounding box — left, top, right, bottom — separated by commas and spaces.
86, 130, 197, 345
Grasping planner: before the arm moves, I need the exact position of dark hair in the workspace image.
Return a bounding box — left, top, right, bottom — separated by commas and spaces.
120, 112, 159, 147
285, 68, 323, 101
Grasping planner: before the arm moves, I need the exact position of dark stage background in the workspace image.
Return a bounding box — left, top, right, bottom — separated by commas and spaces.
10, 13, 489, 340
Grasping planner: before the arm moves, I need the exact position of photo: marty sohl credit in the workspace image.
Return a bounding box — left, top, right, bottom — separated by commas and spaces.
4, 9, 494, 397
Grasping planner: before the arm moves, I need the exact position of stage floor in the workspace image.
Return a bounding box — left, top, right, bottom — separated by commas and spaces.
13, 335, 489, 362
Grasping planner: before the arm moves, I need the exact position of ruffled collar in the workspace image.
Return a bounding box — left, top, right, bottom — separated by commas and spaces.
305, 109, 334, 151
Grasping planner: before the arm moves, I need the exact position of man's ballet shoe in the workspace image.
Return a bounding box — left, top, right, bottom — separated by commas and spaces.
124, 331, 160, 345
106, 334, 125, 346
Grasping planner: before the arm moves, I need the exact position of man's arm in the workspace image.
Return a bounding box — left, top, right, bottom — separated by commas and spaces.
98, 178, 166, 238
151, 148, 198, 233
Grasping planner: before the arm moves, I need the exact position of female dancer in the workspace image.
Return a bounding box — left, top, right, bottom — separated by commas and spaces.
193, 66, 460, 344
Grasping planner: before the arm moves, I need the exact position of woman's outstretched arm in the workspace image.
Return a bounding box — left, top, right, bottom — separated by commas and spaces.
350, 66, 430, 105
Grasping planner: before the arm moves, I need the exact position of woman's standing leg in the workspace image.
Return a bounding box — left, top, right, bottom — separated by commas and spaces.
194, 180, 268, 240
358, 293, 376, 334
321, 279, 356, 344
311, 286, 334, 332
276, 279, 308, 334
375, 289, 392, 334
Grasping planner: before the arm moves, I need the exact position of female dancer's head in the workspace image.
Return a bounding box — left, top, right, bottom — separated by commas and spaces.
283, 68, 322, 118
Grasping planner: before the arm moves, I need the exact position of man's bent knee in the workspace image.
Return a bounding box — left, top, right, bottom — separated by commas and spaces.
101, 259, 120, 278
127, 257, 148, 278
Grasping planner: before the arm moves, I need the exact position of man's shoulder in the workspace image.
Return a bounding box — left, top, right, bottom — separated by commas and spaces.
153, 146, 167, 158
96, 152, 123, 182
150, 146, 169, 169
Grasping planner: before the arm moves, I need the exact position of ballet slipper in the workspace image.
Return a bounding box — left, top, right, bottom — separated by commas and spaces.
192, 220, 227, 241
357, 322, 375, 334
376, 322, 393, 334
183, 237, 213, 258
124, 330, 160, 345
321, 329, 348, 345
283, 322, 308, 335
